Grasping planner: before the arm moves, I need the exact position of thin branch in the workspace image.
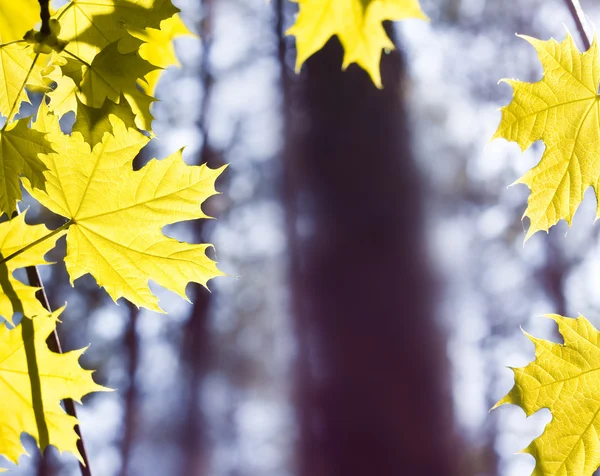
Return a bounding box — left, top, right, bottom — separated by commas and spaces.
118, 302, 140, 476
38, 0, 51, 37
564, 0, 591, 51
14, 209, 91, 476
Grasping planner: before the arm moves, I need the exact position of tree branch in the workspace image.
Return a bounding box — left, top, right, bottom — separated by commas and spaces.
564, 0, 591, 51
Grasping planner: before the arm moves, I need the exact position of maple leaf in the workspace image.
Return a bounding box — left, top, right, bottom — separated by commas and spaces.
25, 110, 225, 312
494, 314, 600, 476
0, 44, 48, 121
45, 60, 81, 118
51, 43, 157, 130
0, 309, 107, 469
287, 0, 427, 87
493, 34, 600, 240
62, 42, 157, 109
73, 95, 138, 146
0, 0, 39, 43
0, 0, 49, 120
0, 118, 52, 215
0, 211, 65, 323
130, 14, 195, 95
55, 0, 180, 64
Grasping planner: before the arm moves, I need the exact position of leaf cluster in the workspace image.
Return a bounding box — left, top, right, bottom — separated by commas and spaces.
0, 0, 224, 469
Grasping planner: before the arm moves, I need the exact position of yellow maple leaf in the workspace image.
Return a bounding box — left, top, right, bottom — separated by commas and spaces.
0, 118, 53, 215
494, 34, 600, 240
25, 109, 225, 312
287, 0, 427, 87
0, 44, 47, 120
0, 0, 39, 43
130, 14, 195, 95
0, 211, 65, 323
494, 314, 600, 475
0, 309, 107, 469
0, 0, 50, 120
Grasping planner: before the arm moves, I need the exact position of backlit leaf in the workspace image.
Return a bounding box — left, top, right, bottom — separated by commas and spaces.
494, 314, 600, 475
26, 112, 225, 312
0, 0, 39, 43
55, 0, 180, 63
0, 118, 51, 215
131, 14, 195, 95
0, 212, 64, 323
287, 0, 427, 87
494, 34, 600, 240
0, 309, 107, 468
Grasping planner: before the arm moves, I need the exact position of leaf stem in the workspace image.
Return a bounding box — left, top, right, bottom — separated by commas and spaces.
63, 49, 92, 68
0, 40, 26, 48
55, 1, 74, 21
1, 52, 40, 130
564, 0, 591, 51
0, 219, 72, 265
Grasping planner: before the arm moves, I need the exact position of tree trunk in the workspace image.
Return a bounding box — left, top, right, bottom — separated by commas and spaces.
281, 28, 461, 476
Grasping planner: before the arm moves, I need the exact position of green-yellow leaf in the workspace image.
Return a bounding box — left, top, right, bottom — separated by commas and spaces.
0, 309, 107, 468
48, 54, 155, 132
0, 211, 64, 323
73, 95, 138, 146
287, 0, 427, 87
63, 42, 157, 109
494, 34, 600, 240
55, 0, 180, 64
26, 112, 225, 312
0, 118, 51, 215
494, 314, 600, 475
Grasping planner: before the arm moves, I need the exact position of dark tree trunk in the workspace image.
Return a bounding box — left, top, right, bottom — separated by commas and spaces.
281, 27, 461, 476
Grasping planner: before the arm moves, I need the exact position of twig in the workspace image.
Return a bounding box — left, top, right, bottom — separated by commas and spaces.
118, 302, 139, 476
564, 0, 591, 51
38, 0, 51, 37
15, 210, 92, 476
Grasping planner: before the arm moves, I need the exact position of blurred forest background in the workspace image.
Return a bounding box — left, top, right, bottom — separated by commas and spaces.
6, 0, 600, 475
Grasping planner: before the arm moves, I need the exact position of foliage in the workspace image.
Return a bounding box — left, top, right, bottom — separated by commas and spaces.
0, 0, 428, 467
0, 0, 222, 469
287, 0, 427, 87
494, 33, 600, 241
4, 0, 596, 474
491, 28, 600, 474
0, 310, 107, 466
494, 314, 600, 476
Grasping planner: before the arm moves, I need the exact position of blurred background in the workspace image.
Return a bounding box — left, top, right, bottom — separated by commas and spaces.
6, 0, 600, 475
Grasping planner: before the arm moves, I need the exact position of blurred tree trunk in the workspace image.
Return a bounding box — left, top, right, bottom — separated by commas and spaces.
178, 3, 218, 473
281, 25, 461, 476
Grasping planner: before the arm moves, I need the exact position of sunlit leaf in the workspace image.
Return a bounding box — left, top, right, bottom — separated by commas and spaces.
287, 0, 427, 87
